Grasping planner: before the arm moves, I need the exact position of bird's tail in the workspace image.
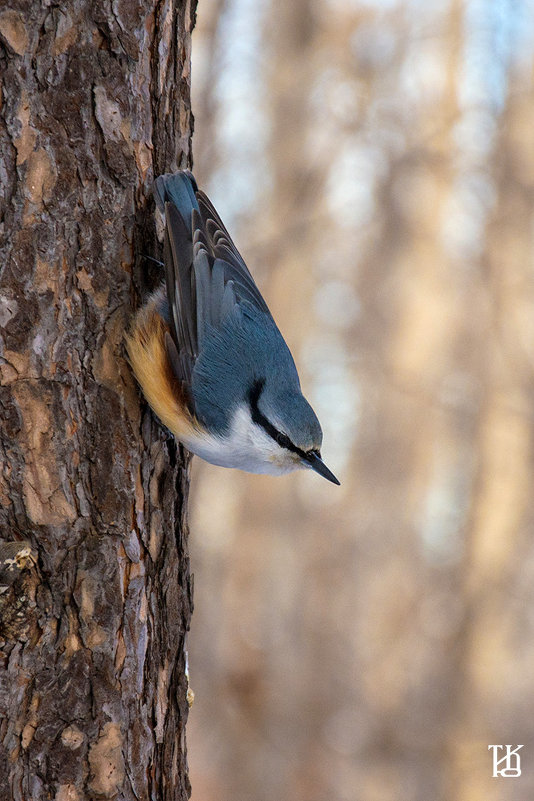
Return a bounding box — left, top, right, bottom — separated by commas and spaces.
153, 170, 199, 229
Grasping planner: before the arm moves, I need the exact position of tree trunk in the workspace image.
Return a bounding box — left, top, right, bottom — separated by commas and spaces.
0, 2, 195, 799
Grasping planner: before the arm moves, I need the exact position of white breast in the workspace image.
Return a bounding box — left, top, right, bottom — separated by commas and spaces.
179, 404, 299, 475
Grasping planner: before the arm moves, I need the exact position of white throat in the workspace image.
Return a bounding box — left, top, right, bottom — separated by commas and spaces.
180, 404, 300, 475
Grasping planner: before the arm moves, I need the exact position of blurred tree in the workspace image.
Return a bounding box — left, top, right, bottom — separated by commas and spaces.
189, 1, 534, 800
0, 2, 195, 799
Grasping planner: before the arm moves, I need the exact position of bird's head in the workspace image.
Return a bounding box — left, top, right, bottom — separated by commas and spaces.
247, 379, 340, 484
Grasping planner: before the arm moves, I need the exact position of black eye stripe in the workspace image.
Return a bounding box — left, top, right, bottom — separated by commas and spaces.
276, 431, 292, 449
248, 379, 315, 461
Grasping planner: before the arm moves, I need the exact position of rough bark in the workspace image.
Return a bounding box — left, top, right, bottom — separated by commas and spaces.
0, 2, 195, 799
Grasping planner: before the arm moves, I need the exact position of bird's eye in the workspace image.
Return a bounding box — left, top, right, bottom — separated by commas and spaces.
276, 432, 292, 450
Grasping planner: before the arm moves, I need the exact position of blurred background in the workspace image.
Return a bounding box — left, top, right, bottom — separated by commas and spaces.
186, 1, 534, 799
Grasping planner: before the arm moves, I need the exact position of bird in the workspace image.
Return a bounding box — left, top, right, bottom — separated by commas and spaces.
126, 170, 340, 485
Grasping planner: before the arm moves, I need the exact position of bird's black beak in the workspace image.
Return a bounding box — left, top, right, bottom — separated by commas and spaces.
306, 452, 340, 485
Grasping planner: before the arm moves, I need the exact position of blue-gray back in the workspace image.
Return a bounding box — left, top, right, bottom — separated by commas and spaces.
192, 301, 300, 431
153, 170, 322, 449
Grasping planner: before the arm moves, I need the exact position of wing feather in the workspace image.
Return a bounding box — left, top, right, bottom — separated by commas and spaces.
156, 171, 272, 414
195, 192, 271, 315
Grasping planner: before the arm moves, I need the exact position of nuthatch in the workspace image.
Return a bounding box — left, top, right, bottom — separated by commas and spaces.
126, 171, 339, 485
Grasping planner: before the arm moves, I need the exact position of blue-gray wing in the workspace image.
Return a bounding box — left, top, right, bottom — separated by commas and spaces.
156, 171, 272, 410
192, 189, 271, 326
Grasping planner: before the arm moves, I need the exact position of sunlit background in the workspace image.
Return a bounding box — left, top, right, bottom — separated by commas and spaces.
186, 1, 534, 799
